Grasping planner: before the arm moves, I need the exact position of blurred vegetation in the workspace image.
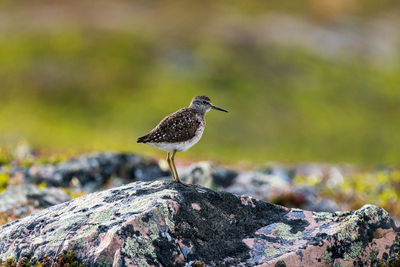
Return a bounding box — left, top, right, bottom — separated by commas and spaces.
2, 250, 85, 267
295, 169, 400, 220
0, 0, 399, 165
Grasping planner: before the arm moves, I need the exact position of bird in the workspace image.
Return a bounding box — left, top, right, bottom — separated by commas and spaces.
137, 95, 228, 185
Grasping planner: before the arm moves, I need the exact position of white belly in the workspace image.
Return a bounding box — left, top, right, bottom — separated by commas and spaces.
148, 125, 205, 152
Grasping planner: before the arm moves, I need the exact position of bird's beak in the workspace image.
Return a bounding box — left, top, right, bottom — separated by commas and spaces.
211, 105, 228, 113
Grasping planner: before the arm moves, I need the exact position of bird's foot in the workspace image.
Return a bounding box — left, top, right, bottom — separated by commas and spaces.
173, 177, 191, 187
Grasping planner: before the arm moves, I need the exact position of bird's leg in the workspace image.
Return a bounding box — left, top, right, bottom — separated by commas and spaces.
166, 152, 177, 182
170, 150, 180, 182
171, 150, 189, 186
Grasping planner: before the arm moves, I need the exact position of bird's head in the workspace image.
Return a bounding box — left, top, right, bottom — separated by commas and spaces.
189, 96, 228, 114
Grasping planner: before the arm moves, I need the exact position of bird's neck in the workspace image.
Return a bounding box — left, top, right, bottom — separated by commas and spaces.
189, 107, 207, 117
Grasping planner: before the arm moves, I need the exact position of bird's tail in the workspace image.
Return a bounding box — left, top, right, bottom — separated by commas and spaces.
137, 135, 148, 143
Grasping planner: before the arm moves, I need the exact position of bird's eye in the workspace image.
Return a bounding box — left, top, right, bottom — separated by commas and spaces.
203, 101, 208, 104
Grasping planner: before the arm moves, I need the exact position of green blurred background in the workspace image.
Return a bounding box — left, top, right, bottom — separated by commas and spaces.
1, 0, 400, 165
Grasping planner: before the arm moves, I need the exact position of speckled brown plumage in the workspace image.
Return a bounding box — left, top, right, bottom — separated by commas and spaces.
137, 96, 227, 184
137, 108, 203, 143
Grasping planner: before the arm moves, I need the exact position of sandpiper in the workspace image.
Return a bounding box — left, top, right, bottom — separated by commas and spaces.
137, 96, 228, 185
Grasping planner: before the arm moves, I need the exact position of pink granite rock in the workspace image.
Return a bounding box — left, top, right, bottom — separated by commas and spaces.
0, 180, 399, 266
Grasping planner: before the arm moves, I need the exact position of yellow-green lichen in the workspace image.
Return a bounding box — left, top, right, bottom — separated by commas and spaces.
121, 236, 157, 266
151, 202, 175, 231
118, 189, 177, 216
192, 261, 205, 267
324, 250, 333, 264
95, 254, 113, 266
334, 215, 359, 242
343, 241, 362, 261
290, 208, 304, 212
47, 213, 94, 246
313, 212, 335, 222
94, 209, 113, 224
370, 250, 378, 261
274, 223, 302, 241
359, 205, 389, 223
118, 199, 176, 265
264, 248, 281, 257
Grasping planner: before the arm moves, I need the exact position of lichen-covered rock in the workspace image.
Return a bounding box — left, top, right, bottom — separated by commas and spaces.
0, 181, 399, 266
0, 184, 70, 225
21, 152, 167, 192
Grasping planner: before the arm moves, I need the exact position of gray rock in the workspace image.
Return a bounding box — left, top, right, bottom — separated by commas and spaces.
225, 171, 291, 201
0, 184, 70, 221
23, 152, 167, 192
181, 161, 237, 188
258, 163, 294, 182
225, 171, 341, 213
293, 186, 341, 212
0, 180, 398, 266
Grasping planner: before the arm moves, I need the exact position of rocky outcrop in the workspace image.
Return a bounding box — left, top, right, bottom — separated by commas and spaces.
0, 181, 399, 266
183, 163, 340, 212
21, 152, 167, 192
0, 184, 70, 225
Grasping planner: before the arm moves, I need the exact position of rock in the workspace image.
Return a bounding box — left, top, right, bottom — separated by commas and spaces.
292, 186, 341, 213
258, 163, 294, 182
0, 181, 399, 266
225, 171, 341, 213
0, 184, 70, 225
22, 152, 167, 192
180, 161, 238, 188
225, 171, 291, 201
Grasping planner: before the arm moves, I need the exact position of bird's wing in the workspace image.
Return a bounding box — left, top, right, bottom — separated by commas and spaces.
137, 108, 201, 143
